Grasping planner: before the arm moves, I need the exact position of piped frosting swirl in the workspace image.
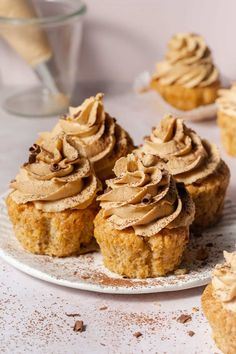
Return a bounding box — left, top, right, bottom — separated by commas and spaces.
152, 33, 219, 88
217, 83, 236, 118
142, 115, 221, 185
212, 251, 236, 313
50, 93, 133, 179
10, 133, 101, 212
98, 153, 195, 237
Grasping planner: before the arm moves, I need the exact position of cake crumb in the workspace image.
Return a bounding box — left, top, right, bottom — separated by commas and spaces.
99, 306, 108, 311
174, 268, 189, 275
177, 314, 192, 324
133, 331, 142, 338
73, 320, 85, 332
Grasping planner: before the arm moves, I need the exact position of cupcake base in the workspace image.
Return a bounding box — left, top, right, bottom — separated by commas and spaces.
150, 80, 220, 111
218, 111, 236, 157
6, 195, 98, 257
186, 160, 230, 230
202, 284, 236, 354
94, 210, 189, 278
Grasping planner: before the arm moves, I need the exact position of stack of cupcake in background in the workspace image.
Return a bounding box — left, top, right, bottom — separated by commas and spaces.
150, 33, 220, 112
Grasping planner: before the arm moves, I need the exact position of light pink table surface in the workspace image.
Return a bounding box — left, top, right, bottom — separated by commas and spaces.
0, 86, 235, 354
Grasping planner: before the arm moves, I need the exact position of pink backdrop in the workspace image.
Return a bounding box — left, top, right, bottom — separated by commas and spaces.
0, 0, 235, 85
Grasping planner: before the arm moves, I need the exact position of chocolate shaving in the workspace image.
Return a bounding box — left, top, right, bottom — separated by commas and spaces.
99, 306, 108, 311
133, 331, 142, 338
28, 154, 37, 164
65, 313, 80, 317
73, 320, 85, 332
141, 193, 153, 204
177, 314, 192, 324
29, 144, 41, 154
188, 330, 195, 337
50, 163, 61, 172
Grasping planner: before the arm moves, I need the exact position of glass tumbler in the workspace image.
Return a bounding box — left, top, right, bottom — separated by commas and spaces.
0, 0, 86, 117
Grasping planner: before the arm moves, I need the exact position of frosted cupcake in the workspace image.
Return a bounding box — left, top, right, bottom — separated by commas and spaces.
202, 251, 236, 354
7, 133, 101, 257
150, 33, 220, 111
142, 114, 230, 230
94, 153, 195, 278
217, 84, 236, 157
48, 93, 134, 182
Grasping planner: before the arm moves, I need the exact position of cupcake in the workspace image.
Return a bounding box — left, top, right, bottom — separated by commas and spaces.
202, 251, 236, 354
7, 133, 101, 257
142, 114, 230, 230
217, 84, 236, 157
94, 153, 195, 278
47, 93, 134, 182
150, 33, 220, 111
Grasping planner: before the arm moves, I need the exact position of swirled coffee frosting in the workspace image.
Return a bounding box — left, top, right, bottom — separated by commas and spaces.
212, 251, 236, 313
152, 33, 219, 88
50, 93, 133, 179
142, 115, 221, 185
10, 134, 101, 212
98, 153, 195, 237
217, 84, 236, 118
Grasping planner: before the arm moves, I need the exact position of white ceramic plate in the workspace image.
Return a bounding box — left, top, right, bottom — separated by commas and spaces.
0, 193, 236, 294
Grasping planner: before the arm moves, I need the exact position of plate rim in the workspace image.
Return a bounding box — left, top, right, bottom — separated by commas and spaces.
0, 191, 220, 295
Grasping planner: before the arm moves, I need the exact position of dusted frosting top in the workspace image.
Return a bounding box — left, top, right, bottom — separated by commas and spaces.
50, 93, 133, 177
98, 153, 195, 237
212, 251, 236, 313
217, 84, 236, 118
10, 134, 101, 212
142, 115, 221, 185
152, 33, 219, 88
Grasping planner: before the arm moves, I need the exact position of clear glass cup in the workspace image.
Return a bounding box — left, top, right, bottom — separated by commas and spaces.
0, 0, 86, 117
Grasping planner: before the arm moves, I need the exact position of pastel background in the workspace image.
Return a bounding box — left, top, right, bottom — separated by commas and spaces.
0, 0, 235, 86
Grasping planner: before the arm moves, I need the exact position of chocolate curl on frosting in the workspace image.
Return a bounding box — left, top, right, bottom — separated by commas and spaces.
142, 115, 221, 185
10, 134, 101, 212
98, 153, 195, 237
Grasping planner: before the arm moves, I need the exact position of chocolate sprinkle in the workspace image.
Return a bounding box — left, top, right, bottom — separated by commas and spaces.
73, 320, 85, 332
99, 306, 108, 311
133, 331, 142, 338
29, 144, 41, 154
177, 314, 192, 324
50, 163, 61, 172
